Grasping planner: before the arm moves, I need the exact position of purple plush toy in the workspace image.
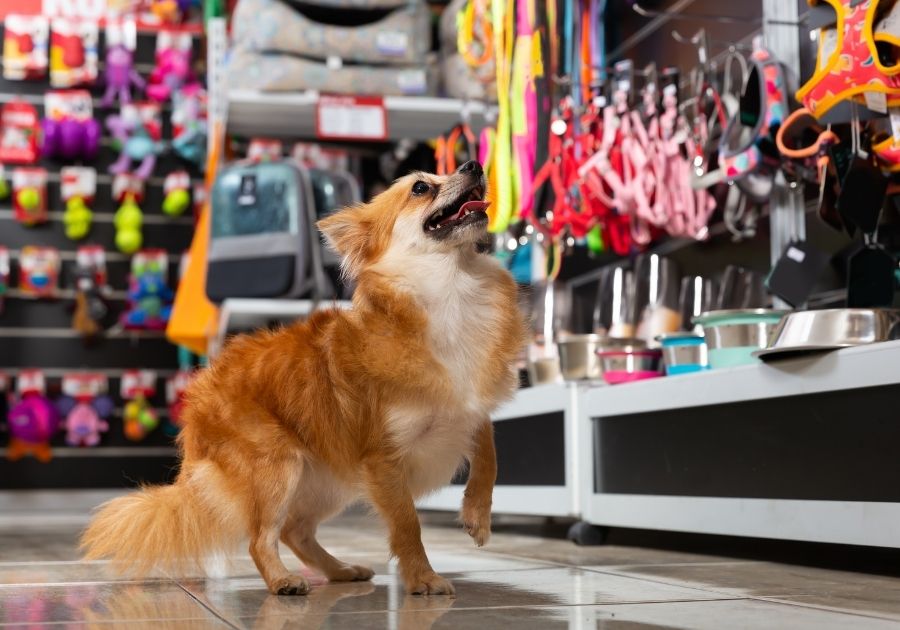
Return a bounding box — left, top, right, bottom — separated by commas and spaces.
41, 117, 101, 161
101, 44, 146, 107
7, 393, 59, 462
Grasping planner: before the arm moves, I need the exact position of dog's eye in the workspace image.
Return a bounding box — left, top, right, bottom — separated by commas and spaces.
411, 181, 430, 196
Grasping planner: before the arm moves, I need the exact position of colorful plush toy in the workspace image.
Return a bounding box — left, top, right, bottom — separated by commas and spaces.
101, 44, 145, 107
7, 392, 59, 462
146, 46, 197, 104
121, 253, 173, 330
57, 394, 112, 446
123, 395, 159, 441
107, 112, 164, 180
170, 87, 207, 166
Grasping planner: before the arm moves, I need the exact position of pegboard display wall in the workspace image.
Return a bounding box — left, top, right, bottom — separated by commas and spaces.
0, 25, 203, 489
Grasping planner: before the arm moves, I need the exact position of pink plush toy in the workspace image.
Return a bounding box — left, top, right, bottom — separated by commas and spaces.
146, 47, 197, 104
64, 402, 109, 446
57, 394, 113, 447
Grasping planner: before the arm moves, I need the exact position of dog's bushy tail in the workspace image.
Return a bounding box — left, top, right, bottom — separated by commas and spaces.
81, 480, 241, 576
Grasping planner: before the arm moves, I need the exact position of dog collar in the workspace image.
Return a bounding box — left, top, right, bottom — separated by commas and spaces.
718, 47, 789, 202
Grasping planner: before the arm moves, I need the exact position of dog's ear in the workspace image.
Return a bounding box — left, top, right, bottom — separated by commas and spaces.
317, 205, 376, 278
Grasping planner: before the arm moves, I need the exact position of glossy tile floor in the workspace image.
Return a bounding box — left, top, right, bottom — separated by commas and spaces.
2, 510, 900, 629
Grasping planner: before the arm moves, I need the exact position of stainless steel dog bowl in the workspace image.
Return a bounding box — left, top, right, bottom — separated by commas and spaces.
557, 335, 643, 381
754, 308, 900, 360
527, 356, 561, 385
597, 345, 663, 384
693, 309, 786, 368
657, 331, 708, 374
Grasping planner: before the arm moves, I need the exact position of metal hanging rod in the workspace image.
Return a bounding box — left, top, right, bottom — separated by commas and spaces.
633, 3, 802, 26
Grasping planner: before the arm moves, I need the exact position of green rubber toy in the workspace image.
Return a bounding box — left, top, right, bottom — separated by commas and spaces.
162, 189, 190, 217
17, 187, 40, 211
63, 197, 93, 240
114, 197, 144, 254
0, 178, 10, 200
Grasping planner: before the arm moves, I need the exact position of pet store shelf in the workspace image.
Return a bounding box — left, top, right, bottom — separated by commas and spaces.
578, 340, 900, 548
580, 339, 900, 417
227, 90, 493, 141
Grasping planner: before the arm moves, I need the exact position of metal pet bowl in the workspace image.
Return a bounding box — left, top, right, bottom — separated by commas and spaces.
557, 335, 642, 381
754, 308, 900, 361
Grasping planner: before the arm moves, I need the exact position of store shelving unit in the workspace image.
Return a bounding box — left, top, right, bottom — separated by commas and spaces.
577, 340, 900, 547
417, 382, 585, 518
227, 90, 494, 141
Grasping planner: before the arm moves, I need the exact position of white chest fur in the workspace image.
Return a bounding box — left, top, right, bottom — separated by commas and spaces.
387, 405, 482, 498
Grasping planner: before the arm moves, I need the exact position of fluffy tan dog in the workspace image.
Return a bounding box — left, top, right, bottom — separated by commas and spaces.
82, 161, 526, 597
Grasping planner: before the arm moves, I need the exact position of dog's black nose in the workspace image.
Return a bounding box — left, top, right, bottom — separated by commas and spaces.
457, 160, 483, 175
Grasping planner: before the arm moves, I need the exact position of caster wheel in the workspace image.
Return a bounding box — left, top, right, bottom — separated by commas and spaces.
567, 521, 609, 546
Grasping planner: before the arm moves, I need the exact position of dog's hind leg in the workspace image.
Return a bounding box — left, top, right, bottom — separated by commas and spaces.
247, 456, 309, 596
281, 518, 374, 583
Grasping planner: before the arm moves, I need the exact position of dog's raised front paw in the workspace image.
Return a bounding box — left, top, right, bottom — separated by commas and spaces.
328, 564, 375, 582
460, 500, 491, 547
270, 573, 311, 596
407, 571, 455, 596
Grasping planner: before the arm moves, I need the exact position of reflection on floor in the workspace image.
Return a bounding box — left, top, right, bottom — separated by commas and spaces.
2, 509, 900, 629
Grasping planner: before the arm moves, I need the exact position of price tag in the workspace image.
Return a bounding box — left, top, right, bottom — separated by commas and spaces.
890, 108, 900, 144
375, 31, 408, 56
864, 91, 887, 114
121, 369, 157, 400
62, 373, 106, 398
316, 95, 387, 141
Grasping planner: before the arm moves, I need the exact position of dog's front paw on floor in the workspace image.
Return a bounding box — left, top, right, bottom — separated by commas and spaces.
407, 572, 456, 596
271, 574, 311, 596
460, 501, 491, 547
328, 564, 375, 582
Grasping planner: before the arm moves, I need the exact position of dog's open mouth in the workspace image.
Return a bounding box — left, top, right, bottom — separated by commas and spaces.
424, 184, 489, 233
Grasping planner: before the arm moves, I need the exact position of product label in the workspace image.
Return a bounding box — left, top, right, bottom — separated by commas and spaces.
16, 369, 45, 396
786, 246, 806, 263
60, 165, 96, 201
62, 373, 106, 398
316, 95, 387, 140
396, 70, 427, 95
376, 31, 408, 56
864, 91, 887, 114
121, 369, 157, 399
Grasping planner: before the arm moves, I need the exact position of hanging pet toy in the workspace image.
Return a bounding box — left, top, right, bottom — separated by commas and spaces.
57, 374, 113, 447
120, 370, 159, 442
6, 371, 59, 462
101, 21, 144, 107
107, 105, 165, 181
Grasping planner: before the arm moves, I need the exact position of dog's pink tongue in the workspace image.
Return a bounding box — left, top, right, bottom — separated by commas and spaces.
460, 200, 490, 214
445, 201, 491, 224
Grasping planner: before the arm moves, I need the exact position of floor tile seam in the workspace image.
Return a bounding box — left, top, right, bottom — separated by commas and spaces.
176, 582, 244, 630
467, 549, 579, 570
751, 596, 900, 623
554, 565, 741, 598
0, 614, 225, 627
0, 579, 175, 588
0, 560, 110, 567
225, 596, 750, 619
594, 561, 767, 570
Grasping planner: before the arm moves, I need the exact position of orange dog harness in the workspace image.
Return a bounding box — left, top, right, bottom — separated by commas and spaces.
798, 0, 900, 118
